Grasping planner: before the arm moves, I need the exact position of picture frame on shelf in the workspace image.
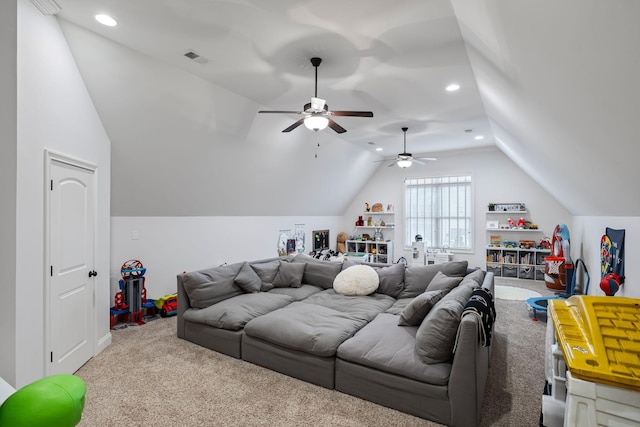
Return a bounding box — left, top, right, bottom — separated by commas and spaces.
493, 203, 526, 212
486, 220, 499, 229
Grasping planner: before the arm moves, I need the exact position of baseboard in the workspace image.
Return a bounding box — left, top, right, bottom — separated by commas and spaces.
96, 332, 112, 355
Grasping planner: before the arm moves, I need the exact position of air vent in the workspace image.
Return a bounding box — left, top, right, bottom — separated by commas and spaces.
184, 50, 209, 65
30, 0, 62, 15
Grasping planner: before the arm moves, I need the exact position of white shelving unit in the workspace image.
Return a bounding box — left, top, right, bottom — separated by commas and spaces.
349, 211, 394, 264
345, 240, 393, 264
486, 205, 548, 280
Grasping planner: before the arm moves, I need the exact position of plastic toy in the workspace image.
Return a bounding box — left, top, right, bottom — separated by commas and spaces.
600, 227, 625, 296
154, 294, 178, 317
0, 374, 86, 427
544, 224, 573, 291
109, 260, 155, 328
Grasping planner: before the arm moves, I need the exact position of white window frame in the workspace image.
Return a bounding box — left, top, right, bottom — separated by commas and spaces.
404, 174, 473, 251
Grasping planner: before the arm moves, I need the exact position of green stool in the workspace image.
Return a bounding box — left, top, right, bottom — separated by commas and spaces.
0, 374, 86, 427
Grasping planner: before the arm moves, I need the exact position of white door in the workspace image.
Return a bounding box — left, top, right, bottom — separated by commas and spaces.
48, 158, 96, 375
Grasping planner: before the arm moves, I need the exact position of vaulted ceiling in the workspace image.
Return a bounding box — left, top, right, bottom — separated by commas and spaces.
53, 0, 640, 217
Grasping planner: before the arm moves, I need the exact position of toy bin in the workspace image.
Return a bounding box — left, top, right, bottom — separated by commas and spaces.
502, 265, 517, 278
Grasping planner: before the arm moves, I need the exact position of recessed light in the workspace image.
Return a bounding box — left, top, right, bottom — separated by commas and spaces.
446, 83, 460, 92
95, 14, 117, 26
375, 147, 383, 152
474, 135, 484, 140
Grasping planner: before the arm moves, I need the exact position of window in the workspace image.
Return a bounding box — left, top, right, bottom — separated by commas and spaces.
404, 175, 472, 250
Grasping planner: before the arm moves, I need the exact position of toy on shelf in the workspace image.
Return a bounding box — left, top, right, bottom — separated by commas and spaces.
109, 259, 156, 328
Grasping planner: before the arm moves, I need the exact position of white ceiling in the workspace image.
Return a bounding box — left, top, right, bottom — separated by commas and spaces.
51, 0, 640, 217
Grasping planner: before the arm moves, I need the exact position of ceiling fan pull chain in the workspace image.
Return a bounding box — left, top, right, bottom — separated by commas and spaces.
315, 132, 320, 158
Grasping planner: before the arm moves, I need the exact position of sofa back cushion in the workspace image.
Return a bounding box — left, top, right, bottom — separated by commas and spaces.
399, 261, 468, 299
182, 262, 244, 309
293, 257, 343, 289
371, 262, 405, 298
425, 271, 464, 293
415, 284, 474, 364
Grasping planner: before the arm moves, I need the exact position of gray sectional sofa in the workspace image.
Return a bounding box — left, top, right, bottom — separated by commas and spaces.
177, 254, 495, 427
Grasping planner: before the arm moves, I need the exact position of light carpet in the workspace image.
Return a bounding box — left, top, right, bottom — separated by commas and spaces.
495, 285, 541, 301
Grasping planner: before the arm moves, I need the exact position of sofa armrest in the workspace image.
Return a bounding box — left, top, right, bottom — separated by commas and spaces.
176, 273, 191, 339
448, 271, 494, 426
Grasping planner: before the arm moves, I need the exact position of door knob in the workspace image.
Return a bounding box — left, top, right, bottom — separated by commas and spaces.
88, 270, 98, 277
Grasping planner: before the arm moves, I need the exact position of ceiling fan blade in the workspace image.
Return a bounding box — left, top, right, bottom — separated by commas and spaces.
416, 157, 438, 161
259, 110, 303, 114
412, 158, 426, 166
330, 111, 374, 117
282, 118, 305, 132
327, 119, 347, 134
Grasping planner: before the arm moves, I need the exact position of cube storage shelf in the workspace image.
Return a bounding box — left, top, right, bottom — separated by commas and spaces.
486, 246, 550, 280
345, 240, 393, 264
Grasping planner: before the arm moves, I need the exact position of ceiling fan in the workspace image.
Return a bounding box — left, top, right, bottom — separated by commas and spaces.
258, 57, 373, 133
378, 127, 437, 168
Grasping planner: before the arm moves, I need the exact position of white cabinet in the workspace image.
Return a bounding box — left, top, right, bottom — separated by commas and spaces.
345, 240, 393, 264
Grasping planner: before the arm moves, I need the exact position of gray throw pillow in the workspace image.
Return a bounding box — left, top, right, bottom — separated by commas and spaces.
250, 260, 281, 291
181, 262, 244, 309
373, 262, 405, 298
234, 262, 262, 293
272, 261, 306, 288
425, 271, 464, 293
398, 289, 445, 326
293, 257, 343, 288
399, 261, 468, 299
415, 284, 474, 364
458, 268, 486, 289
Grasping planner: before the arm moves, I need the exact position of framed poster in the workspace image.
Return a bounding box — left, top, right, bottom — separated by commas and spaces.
313, 230, 330, 250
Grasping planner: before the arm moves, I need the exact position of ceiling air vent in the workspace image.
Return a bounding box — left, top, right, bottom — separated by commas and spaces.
184, 50, 209, 65
30, 0, 62, 15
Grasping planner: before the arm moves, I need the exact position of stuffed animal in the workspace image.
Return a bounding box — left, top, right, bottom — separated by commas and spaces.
337, 232, 348, 254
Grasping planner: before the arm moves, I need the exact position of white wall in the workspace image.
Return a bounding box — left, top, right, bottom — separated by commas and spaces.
342, 148, 573, 269
572, 217, 639, 299
111, 216, 343, 298
0, 0, 18, 386
13, 0, 111, 387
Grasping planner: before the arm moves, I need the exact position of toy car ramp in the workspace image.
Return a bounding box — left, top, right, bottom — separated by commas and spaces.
549, 296, 640, 392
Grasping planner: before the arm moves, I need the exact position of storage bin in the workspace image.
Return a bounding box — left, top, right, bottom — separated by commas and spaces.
502, 265, 517, 278
487, 264, 501, 276
518, 265, 534, 280
535, 266, 545, 280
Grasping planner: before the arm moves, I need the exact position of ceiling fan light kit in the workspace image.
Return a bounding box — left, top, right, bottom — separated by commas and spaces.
258, 57, 373, 134
397, 158, 413, 168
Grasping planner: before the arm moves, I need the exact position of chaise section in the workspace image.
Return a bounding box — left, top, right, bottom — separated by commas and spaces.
242, 290, 395, 388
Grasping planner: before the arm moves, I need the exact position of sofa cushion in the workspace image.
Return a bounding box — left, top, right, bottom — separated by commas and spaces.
234, 262, 262, 293
267, 284, 323, 301
337, 313, 452, 385
458, 268, 486, 289
244, 302, 370, 357
293, 257, 343, 289
415, 284, 474, 363
399, 261, 468, 299
398, 289, 446, 326
333, 265, 379, 296
272, 261, 305, 288
425, 271, 464, 293
182, 293, 293, 331
182, 262, 244, 309
371, 262, 405, 298
250, 260, 281, 291
385, 298, 413, 315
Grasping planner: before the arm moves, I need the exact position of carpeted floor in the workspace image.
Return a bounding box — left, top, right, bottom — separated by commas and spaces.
76, 277, 556, 427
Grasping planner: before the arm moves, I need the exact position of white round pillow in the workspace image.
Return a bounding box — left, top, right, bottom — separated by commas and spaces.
333, 265, 379, 296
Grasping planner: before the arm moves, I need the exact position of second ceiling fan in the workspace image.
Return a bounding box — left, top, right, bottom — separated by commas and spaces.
379, 127, 437, 168
258, 57, 373, 133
